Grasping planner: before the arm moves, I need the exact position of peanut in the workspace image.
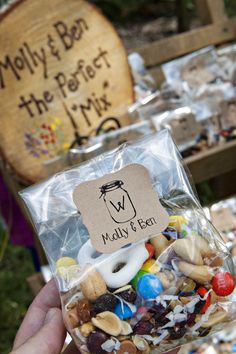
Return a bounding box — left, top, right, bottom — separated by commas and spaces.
150, 234, 170, 258
178, 261, 213, 284
173, 238, 203, 265
80, 268, 107, 302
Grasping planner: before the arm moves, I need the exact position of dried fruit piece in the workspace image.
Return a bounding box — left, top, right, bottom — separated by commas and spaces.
80, 322, 95, 337
116, 340, 137, 354
66, 306, 79, 329
92, 311, 122, 336
92, 293, 117, 315
178, 261, 213, 284
168, 323, 187, 339
187, 313, 197, 327
133, 320, 154, 334
80, 268, 107, 302
76, 299, 91, 325
173, 238, 203, 265
87, 331, 108, 354
119, 288, 137, 303
211, 272, 235, 296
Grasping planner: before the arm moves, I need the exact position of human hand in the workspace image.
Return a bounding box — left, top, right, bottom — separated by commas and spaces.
11, 279, 66, 354
11, 279, 179, 354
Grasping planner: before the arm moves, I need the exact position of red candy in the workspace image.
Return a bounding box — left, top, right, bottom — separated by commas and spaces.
211, 272, 235, 296
145, 243, 155, 259
197, 287, 211, 314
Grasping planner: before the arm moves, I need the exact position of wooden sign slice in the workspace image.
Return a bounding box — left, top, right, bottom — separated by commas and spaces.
0, 0, 134, 183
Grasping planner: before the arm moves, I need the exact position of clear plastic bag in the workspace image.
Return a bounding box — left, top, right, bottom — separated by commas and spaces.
20, 130, 236, 354
162, 46, 225, 97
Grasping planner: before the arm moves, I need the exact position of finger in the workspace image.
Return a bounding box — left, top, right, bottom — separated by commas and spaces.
11, 308, 66, 354
63, 340, 81, 354
13, 279, 62, 349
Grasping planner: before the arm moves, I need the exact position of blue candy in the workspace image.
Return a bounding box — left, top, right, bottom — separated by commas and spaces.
114, 302, 136, 320
137, 273, 163, 299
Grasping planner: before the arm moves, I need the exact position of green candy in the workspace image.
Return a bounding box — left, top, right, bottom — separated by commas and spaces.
131, 270, 148, 289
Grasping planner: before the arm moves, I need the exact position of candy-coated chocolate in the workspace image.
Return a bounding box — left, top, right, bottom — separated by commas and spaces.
141, 259, 160, 274
211, 272, 235, 296
145, 243, 155, 259
137, 274, 163, 299
131, 270, 148, 289
197, 287, 211, 314
162, 226, 178, 240
114, 302, 136, 320
169, 215, 187, 232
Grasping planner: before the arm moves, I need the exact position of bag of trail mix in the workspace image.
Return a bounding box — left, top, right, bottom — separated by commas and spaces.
20, 130, 236, 354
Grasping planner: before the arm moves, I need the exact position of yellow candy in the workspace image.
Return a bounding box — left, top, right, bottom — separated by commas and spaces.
56, 257, 78, 278
169, 215, 187, 232
141, 259, 160, 274
56, 256, 77, 269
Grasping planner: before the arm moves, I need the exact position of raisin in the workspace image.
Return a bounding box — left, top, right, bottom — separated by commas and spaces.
119, 289, 137, 303
91, 294, 117, 316
87, 331, 108, 354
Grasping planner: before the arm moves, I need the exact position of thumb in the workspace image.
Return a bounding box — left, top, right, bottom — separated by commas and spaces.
11, 308, 66, 354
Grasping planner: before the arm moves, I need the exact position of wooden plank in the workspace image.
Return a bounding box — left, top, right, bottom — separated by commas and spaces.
134, 17, 236, 67
185, 140, 236, 184
196, 0, 226, 25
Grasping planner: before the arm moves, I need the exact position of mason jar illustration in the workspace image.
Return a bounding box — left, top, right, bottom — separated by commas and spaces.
100, 180, 136, 223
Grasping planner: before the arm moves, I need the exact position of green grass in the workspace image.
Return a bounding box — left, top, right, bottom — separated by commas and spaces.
0, 244, 34, 354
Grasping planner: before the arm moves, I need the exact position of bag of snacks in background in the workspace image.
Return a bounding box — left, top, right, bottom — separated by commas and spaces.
162, 46, 225, 98
20, 130, 236, 354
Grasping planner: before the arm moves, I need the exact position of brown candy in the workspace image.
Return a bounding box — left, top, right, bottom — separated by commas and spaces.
116, 340, 137, 354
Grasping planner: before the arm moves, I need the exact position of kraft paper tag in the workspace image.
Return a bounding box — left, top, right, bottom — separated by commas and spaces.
211, 208, 236, 232
73, 163, 169, 253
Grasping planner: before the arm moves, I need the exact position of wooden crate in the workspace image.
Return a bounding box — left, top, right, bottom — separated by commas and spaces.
133, 0, 236, 196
